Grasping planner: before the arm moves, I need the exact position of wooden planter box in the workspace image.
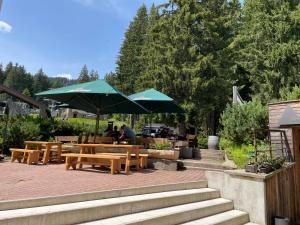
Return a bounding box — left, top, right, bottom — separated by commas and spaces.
141, 149, 180, 160
245, 164, 258, 173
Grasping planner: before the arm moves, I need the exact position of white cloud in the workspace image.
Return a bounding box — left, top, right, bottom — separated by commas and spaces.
54, 73, 72, 80
0, 21, 12, 33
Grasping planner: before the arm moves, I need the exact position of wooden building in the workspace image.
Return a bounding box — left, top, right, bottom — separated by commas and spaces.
269, 100, 300, 223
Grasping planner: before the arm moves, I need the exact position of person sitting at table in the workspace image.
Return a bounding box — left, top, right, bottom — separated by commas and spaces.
119, 125, 136, 144
104, 125, 113, 137
111, 126, 120, 143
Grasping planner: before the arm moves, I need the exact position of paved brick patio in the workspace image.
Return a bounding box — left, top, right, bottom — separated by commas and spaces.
0, 161, 205, 201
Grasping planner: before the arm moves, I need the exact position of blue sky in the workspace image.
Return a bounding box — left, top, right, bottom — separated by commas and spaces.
0, 0, 165, 79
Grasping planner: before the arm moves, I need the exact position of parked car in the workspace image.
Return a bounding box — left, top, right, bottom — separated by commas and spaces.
141, 124, 174, 138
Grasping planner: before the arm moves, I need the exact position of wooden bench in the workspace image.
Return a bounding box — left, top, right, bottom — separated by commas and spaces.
97, 153, 149, 169
87, 136, 114, 144
10, 148, 40, 165
55, 136, 79, 143
61, 153, 126, 175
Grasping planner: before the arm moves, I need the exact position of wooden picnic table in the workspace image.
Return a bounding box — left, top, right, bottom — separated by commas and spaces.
25, 141, 63, 164
75, 143, 144, 174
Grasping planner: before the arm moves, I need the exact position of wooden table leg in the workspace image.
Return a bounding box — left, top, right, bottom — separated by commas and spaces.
56, 144, 62, 163
135, 150, 140, 171
78, 146, 84, 168
43, 144, 50, 164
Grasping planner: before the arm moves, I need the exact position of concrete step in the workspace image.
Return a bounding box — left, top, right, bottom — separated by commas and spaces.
193, 149, 225, 161
243, 223, 260, 225
181, 210, 249, 225
0, 180, 208, 211
79, 198, 234, 225
185, 166, 225, 172
0, 188, 219, 225
181, 160, 234, 171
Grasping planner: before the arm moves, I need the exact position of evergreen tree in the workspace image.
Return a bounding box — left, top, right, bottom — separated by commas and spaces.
22, 88, 31, 96
141, 0, 240, 132
33, 69, 50, 93
104, 72, 117, 86
90, 70, 99, 81
4, 62, 13, 76
78, 65, 90, 83
115, 4, 148, 94
4, 63, 33, 94
0, 64, 5, 84
232, 0, 300, 103
138, 4, 160, 91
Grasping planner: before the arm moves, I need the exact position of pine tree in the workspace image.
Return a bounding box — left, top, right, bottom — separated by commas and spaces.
78, 65, 90, 83
232, 0, 300, 102
22, 88, 31, 96
138, 4, 160, 91
4, 63, 33, 93
104, 72, 117, 86
33, 69, 49, 93
140, 0, 240, 132
0, 64, 5, 84
115, 4, 148, 95
90, 70, 99, 81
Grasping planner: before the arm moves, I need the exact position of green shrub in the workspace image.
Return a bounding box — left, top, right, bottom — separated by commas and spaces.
197, 136, 208, 149
148, 143, 172, 150
220, 99, 268, 145
280, 85, 300, 101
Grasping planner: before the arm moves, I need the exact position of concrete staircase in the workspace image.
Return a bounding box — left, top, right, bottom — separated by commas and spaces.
181, 149, 236, 171
0, 181, 259, 225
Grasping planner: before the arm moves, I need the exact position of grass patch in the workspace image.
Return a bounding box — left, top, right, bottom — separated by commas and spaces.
220, 138, 255, 168
225, 144, 255, 168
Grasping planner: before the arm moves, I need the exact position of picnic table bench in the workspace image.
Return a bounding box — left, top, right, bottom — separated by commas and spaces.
61, 153, 126, 175
25, 141, 63, 164
96, 153, 149, 169
10, 148, 40, 165
75, 144, 145, 174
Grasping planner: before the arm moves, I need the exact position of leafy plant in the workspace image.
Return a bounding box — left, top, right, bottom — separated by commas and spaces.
197, 136, 208, 149
148, 143, 172, 150
256, 154, 286, 173
220, 99, 268, 145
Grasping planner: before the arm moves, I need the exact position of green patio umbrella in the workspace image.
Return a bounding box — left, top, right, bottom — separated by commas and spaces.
36, 80, 148, 136
128, 88, 185, 113
128, 88, 185, 128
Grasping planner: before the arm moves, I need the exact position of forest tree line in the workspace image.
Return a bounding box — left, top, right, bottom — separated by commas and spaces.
1, 0, 299, 135
106, 0, 300, 134
0, 63, 99, 98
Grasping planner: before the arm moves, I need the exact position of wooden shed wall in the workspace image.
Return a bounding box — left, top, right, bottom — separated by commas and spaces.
268, 101, 300, 151
268, 101, 300, 223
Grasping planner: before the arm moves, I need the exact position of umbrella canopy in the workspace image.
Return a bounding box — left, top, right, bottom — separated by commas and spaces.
36, 80, 148, 115
36, 80, 148, 137
128, 88, 185, 113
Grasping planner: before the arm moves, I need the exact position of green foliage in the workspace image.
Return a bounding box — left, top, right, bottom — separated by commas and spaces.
231, 0, 300, 103
220, 99, 268, 145
115, 4, 148, 95
148, 143, 172, 150
22, 88, 31, 97
280, 85, 300, 100
256, 154, 286, 173
0, 116, 41, 154
219, 138, 255, 168
89, 70, 99, 81
0, 64, 5, 84
136, 0, 241, 133
4, 63, 33, 94
197, 136, 208, 149
33, 69, 50, 94
78, 64, 90, 83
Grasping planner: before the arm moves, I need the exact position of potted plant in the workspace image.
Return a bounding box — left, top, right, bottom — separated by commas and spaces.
245, 157, 258, 173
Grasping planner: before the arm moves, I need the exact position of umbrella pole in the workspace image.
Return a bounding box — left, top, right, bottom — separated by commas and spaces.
94, 113, 100, 143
